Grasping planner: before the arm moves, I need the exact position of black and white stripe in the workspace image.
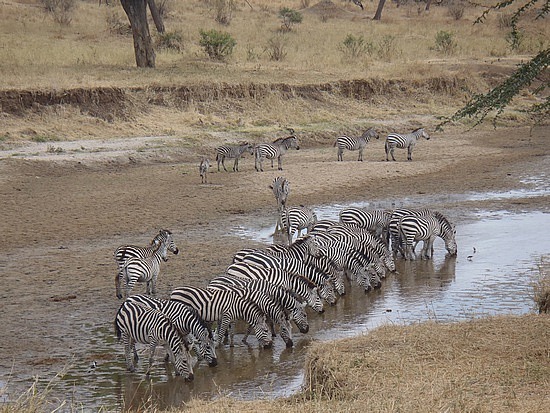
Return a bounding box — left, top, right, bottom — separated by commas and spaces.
281, 205, 317, 245
269, 176, 291, 231
385, 128, 430, 161
116, 241, 168, 299
398, 212, 457, 260
339, 207, 393, 246
226, 262, 325, 313
388, 208, 434, 257
334, 127, 379, 161
199, 157, 210, 183
215, 142, 254, 172
254, 135, 299, 172
114, 300, 194, 379
169, 286, 273, 349
124, 294, 217, 367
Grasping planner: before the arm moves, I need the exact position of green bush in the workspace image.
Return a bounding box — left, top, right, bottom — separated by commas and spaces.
266, 35, 288, 61
279, 7, 303, 32
340, 34, 374, 60
156, 30, 184, 52
433, 30, 457, 55
199, 29, 236, 60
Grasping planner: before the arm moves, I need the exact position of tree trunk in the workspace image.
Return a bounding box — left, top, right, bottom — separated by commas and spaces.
120, 0, 155, 68
425, 0, 433, 11
147, 0, 165, 33
373, 0, 386, 20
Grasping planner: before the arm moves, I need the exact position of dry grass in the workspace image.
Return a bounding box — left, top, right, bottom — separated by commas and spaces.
533, 257, 550, 314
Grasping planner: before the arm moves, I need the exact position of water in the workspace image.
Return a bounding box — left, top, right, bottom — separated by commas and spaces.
3, 196, 549, 411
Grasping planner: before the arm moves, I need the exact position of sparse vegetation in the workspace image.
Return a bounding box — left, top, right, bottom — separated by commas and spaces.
266, 34, 288, 61
340, 34, 374, 60
532, 258, 550, 314
42, 0, 77, 26
279, 7, 303, 32
433, 30, 457, 55
156, 30, 185, 52
199, 29, 236, 60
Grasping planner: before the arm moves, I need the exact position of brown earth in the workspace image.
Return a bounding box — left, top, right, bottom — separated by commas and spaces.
0, 118, 548, 390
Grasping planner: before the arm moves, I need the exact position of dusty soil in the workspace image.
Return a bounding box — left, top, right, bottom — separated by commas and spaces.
0, 123, 548, 388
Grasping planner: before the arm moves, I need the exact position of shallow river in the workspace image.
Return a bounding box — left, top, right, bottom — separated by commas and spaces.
6, 188, 550, 411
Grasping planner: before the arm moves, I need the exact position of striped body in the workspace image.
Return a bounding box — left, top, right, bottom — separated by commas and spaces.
208, 276, 309, 334
125, 294, 217, 367
281, 206, 318, 245
216, 142, 254, 172
339, 207, 393, 245
389, 208, 434, 257
114, 229, 179, 276
114, 300, 194, 379
226, 262, 325, 313
254, 136, 299, 172
334, 128, 379, 161
199, 158, 210, 183
269, 176, 291, 231
241, 251, 337, 306
169, 286, 273, 349
116, 241, 167, 299
385, 128, 430, 161
398, 212, 457, 260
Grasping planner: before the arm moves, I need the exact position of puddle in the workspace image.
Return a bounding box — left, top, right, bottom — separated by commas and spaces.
4, 190, 549, 411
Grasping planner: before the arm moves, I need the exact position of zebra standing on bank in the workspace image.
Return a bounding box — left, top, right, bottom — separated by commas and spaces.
385, 127, 430, 161
334, 127, 379, 161
116, 240, 171, 299
114, 229, 179, 278
281, 205, 318, 245
398, 212, 457, 260
169, 286, 273, 349
269, 176, 290, 231
124, 294, 218, 367
255, 135, 300, 172
339, 207, 393, 245
215, 142, 254, 172
199, 157, 210, 183
114, 300, 194, 379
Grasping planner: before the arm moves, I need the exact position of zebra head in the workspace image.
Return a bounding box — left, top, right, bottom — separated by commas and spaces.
191, 334, 218, 367
383, 250, 396, 273
307, 287, 325, 313
419, 128, 430, 140
279, 315, 294, 348
160, 229, 179, 255
290, 301, 309, 333
172, 344, 195, 381
443, 224, 458, 256
330, 269, 346, 296
362, 127, 379, 141
253, 316, 273, 349
317, 279, 337, 306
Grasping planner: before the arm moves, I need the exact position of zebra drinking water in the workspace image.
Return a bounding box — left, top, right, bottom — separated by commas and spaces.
215, 142, 254, 172
269, 176, 291, 231
385, 127, 430, 161
398, 212, 457, 260
114, 300, 194, 379
124, 294, 218, 367
116, 240, 170, 299
169, 286, 273, 349
339, 207, 393, 246
334, 127, 379, 161
254, 135, 299, 172
388, 208, 435, 257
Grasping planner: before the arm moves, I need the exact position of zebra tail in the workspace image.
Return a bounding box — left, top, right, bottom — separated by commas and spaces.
114, 320, 122, 341
333, 139, 338, 147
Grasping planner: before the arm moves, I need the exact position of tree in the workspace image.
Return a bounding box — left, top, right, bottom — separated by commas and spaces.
120, 0, 155, 67
373, 0, 387, 21
437, 0, 549, 130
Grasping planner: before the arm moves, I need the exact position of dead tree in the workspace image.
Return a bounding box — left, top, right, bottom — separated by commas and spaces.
120, 0, 156, 68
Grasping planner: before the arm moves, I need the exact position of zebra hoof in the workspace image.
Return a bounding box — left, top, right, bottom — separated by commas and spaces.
116, 294, 122, 299
285, 339, 294, 348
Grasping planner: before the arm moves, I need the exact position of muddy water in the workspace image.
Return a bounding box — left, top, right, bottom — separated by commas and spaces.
9, 194, 550, 411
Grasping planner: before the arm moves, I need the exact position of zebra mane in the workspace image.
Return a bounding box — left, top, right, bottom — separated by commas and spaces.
185, 304, 214, 339
433, 211, 453, 229
272, 135, 296, 144
411, 127, 424, 133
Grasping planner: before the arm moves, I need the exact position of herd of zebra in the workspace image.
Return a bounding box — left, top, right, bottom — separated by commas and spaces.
112, 176, 457, 382
205, 127, 430, 179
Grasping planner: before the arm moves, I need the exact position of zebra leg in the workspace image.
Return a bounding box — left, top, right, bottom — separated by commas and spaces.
146, 341, 158, 376
242, 324, 253, 344
151, 275, 157, 295
358, 148, 363, 161
222, 157, 228, 172
233, 157, 238, 172
337, 148, 343, 161
124, 335, 136, 372
390, 147, 397, 161
277, 156, 283, 171
407, 147, 413, 161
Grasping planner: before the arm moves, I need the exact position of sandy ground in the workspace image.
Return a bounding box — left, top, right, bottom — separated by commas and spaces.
0, 124, 548, 388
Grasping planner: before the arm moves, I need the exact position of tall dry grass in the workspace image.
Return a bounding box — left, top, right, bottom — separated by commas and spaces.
0, 0, 548, 90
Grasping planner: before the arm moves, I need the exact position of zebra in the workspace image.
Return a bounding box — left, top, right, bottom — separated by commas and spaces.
215, 142, 254, 172
125, 294, 218, 367
281, 205, 318, 245
385, 128, 430, 161
350, 0, 364, 10
240, 251, 338, 306
254, 135, 299, 172
199, 157, 210, 183
398, 212, 457, 260
269, 176, 290, 231
114, 300, 194, 379
205, 282, 294, 348
226, 262, 325, 314
114, 229, 179, 281
169, 286, 273, 349
388, 208, 435, 257
334, 127, 379, 161
339, 207, 393, 246
208, 276, 310, 334
116, 240, 169, 299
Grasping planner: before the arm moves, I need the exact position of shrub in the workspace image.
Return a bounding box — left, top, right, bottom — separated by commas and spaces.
279, 7, 303, 32
433, 30, 457, 55
106, 10, 131, 35
199, 29, 236, 60
498, 12, 514, 29
42, 0, 77, 26
214, 0, 235, 26
156, 31, 184, 52
340, 34, 374, 60
447, 2, 465, 21
266, 35, 288, 61
377, 35, 399, 61
532, 259, 550, 314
